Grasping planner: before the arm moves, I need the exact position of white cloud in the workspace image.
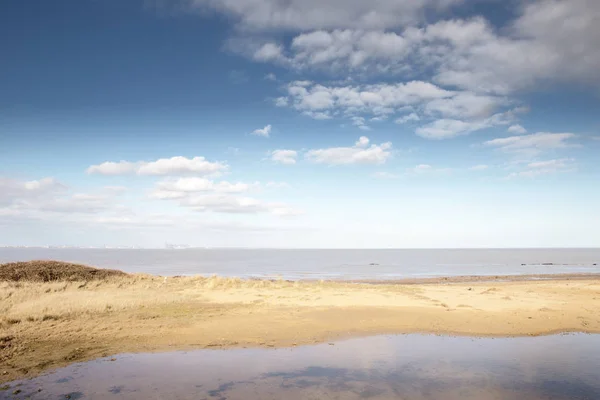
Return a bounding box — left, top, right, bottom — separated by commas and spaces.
395, 113, 420, 124
179, 194, 301, 216
424, 92, 504, 119
469, 164, 489, 171
264, 72, 277, 81
86, 161, 136, 175
87, 156, 228, 176
284, 81, 453, 116
187, 0, 463, 31
507, 158, 576, 178
484, 132, 578, 153
253, 43, 284, 61
303, 110, 332, 120
288, 29, 411, 71
271, 149, 298, 165
415, 107, 522, 139
0, 177, 67, 207
370, 116, 388, 122
280, 80, 523, 136
34, 194, 113, 214
508, 124, 527, 134
355, 136, 370, 147
416, 119, 484, 139
146, 176, 301, 217
351, 116, 370, 131
223, 1, 600, 96
154, 177, 255, 195
0, 176, 128, 219
251, 124, 272, 137
305, 136, 392, 165
274, 97, 289, 107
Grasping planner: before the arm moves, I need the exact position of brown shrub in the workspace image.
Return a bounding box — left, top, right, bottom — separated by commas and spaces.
0, 260, 127, 282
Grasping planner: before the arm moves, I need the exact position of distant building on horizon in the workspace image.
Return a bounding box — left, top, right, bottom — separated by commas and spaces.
165, 243, 191, 250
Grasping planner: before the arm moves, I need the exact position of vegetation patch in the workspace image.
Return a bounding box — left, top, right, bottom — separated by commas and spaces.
0, 261, 127, 282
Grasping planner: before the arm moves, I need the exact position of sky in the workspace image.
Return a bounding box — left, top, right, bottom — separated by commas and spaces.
1, 0, 599, 248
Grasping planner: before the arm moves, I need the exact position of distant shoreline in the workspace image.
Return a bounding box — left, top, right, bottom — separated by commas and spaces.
1, 262, 600, 384
343, 272, 600, 285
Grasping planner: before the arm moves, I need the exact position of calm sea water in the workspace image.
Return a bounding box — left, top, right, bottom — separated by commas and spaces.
1, 248, 599, 280
5, 334, 600, 399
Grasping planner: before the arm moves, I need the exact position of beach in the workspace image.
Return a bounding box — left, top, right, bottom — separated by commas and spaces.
2, 266, 600, 384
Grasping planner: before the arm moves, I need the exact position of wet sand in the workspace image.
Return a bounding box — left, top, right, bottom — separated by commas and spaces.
1, 273, 600, 383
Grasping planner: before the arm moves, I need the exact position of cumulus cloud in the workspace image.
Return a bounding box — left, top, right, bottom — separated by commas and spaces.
87, 156, 228, 176
424, 92, 504, 119
186, 0, 463, 31
415, 107, 524, 139
253, 43, 284, 62
221, 0, 599, 96
271, 149, 298, 165
395, 113, 420, 124
251, 124, 272, 137
484, 132, 578, 153
351, 116, 370, 130
279, 80, 523, 136
508, 124, 527, 134
305, 136, 392, 165
284, 81, 453, 117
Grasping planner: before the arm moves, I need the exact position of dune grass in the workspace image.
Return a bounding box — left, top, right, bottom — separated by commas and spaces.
0, 261, 316, 329
0, 260, 127, 282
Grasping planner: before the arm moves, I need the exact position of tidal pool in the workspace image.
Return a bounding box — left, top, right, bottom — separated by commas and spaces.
3, 334, 600, 399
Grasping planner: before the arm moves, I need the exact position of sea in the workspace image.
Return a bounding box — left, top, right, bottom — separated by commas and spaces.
1, 248, 599, 280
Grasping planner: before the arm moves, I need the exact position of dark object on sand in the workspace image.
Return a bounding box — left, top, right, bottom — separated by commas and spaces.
0, 260, 127, 282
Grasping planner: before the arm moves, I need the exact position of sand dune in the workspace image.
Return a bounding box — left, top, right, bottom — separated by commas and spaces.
1, 272, 600, 383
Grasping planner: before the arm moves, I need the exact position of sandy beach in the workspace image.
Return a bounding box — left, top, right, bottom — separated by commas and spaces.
1, 265, 600, 383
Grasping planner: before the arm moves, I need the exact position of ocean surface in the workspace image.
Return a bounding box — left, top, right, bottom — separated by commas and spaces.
5, 334, 600, 399
1, 248, 599, 280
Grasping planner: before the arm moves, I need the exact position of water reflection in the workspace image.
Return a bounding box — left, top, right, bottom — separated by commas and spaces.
4, 334, 600, 399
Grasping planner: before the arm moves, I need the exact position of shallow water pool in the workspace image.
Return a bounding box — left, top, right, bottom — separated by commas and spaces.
3, 334, 600, 399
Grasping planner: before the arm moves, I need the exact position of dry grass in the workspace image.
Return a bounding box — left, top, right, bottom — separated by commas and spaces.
0, 273, 318, 327
0, 260, 127, 282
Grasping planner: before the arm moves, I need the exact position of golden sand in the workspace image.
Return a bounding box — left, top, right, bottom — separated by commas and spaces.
1, 274, 600, 383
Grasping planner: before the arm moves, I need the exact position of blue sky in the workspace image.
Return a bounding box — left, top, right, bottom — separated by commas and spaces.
1, 0, 599, 248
